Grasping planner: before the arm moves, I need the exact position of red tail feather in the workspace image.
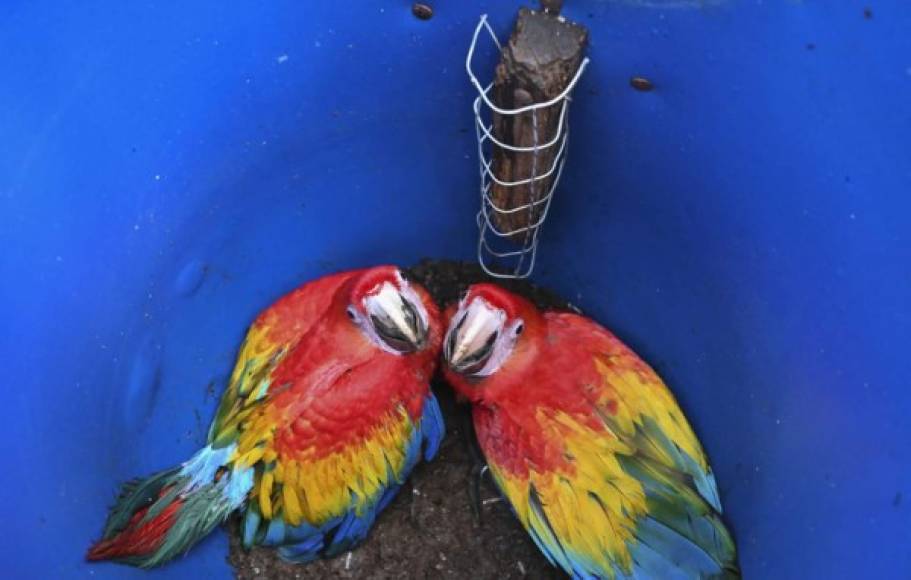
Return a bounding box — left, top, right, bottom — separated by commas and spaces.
86, 497, 183, 562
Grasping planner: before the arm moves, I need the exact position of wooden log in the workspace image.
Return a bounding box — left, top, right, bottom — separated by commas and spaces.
488, 6, 588, 241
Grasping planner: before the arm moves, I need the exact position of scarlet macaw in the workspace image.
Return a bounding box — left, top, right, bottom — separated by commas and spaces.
442, 283, 738, 579
87, 265, 444, 568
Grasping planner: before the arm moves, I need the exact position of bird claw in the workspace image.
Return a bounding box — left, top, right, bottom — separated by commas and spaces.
468, 462, 492, 525
457, 403, 494, 525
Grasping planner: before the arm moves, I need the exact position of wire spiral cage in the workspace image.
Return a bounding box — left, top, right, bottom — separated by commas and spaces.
466, 14, 589, 279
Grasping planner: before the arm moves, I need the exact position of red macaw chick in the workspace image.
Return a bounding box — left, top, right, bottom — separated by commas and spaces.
442, 283, 739, 579
88, 265, 444, 568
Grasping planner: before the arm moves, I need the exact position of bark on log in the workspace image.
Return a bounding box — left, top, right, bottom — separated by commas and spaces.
489, 7, 588, 241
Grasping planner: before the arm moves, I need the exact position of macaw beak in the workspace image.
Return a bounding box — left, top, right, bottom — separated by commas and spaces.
365, 283, 428, 353
444, 298, 504, 375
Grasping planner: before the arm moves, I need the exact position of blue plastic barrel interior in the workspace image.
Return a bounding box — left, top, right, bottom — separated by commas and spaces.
2, 1, 908, 578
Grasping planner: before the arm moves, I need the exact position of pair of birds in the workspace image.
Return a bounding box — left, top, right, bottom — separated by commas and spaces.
87, 265, 739, 579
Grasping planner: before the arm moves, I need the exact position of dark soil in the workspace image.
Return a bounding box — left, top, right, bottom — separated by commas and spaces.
227, 259, 576, 580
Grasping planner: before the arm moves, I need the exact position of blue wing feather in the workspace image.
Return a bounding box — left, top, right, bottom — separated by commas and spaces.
420, 392, 445, 461
630, 517, 726, 579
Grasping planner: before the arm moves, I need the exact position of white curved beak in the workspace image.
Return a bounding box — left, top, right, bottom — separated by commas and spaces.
444, 298, 504, 373
364, 282, 427, 352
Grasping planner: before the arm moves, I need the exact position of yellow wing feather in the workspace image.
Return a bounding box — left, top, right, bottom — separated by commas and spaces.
490, 409, 648, 575
233, 406, 415, 526
594, 354, 709, 470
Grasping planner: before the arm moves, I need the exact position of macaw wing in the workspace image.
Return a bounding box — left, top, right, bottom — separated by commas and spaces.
208, 271, 354, 447
588, 346, 738, 577
484, 345, 738, 579
235, 388, 444, 562
590, 349, 723, 513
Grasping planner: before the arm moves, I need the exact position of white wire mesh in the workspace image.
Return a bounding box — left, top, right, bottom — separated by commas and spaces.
466, 14, 589, 279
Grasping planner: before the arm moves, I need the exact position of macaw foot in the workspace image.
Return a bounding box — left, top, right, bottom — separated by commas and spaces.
468, 461, 493, 524
458, 405, 495, 525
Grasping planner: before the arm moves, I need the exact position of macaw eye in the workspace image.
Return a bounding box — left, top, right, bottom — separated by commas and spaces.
515, 322, 524, 336
346, 306, 357, 321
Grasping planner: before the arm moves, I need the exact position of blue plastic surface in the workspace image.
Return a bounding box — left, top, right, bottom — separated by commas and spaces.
1, 1, 908, 578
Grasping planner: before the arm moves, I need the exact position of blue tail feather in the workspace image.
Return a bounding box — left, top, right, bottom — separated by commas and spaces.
286, 518, 331, 543
264, 518, 287, 545
376, 482, 403, 513
242, 507, 261, 548
277, 535, 325, 563
324, 502, 379, 557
